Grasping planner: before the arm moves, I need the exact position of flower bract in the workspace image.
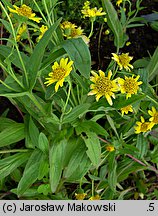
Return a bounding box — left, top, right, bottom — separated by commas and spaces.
88, 70, 119, 105
44, 58, 73, 92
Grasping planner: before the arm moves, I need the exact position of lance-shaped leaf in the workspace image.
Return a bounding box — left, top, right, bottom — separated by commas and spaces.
17, 149, 43, 196
147, 46, 158, 81
83, 132, 101, 167
49, 140, 67, 193
25, 18, 62, 89
101, 0, 125, 48
62, 38, 91, 79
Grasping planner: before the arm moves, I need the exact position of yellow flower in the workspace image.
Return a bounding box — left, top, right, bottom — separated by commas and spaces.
60, 21, 84, 39
37, 25, 48, 41
89, 194, 100, 200
112, 53, 133, 71
116, 0, 123, 7
8, 4, 42, 23
106, 145, 115, 152
118, 75, 142, 99
105, 29, 110, 35
81, 1, 106, 19
44, 58, 73, 92
148, 106, 158, 125
134, 116, 154, 134
16, 23, 27, 41
60, 21, 77, 30
126, 41, 131, 46
88, 70, 119, 105
120, 105, 133, 116
75, 193, 87, 200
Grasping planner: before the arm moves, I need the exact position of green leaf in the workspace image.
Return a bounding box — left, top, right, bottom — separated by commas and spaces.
0, 76, 27, 97
136, 134, 148, 159
41, 48, 66, 70
62, 103, 90, 124
147, 46, 158, 81
66, 153, 91, 182
29, 117, 40, 148
26, 18, 62, 89
106, 115, 119, 138
138, 68, 148, 93
38, 132, 49, 153
0, 123, 25, 147
0, 45, 29, 70
117, 158, 145, 182
108, 152, 117, 192
0, 19, 12, 34
49, 139, 67, 193
63, 141, 87, 179
38, 154, 49, 180
101, 0, 125, 48
62, 38, 91, 78
0, 152, 31, 180
113, 94, 146, 109
0, 117, 17, 131
17, 149, 43, 196
83, 132, 101, 167
150, 21, 158, 31
75, 120, 109, 137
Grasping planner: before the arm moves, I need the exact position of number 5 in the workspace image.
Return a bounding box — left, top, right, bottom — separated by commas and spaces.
149, 203, 154, 211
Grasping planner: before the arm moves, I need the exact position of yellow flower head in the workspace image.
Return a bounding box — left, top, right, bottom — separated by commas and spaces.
89, 194, 101, 200
148, 106, 158, 125
81, 1, 106, 19
75, 193, 87, 200
116, 0, 123, 7
60, 21, 77, 30
37, 25, 48, 41
112, 53, 133, 71
106, 145, 115, 152
16, 23, 27, 41
8, 4, 42, 23
134, 116, 154, 134
88, 70, 119, 105
118, 75, 142, 99
120, 105, 133, 116
44, 58, 73, 92
60, 21, 84, 39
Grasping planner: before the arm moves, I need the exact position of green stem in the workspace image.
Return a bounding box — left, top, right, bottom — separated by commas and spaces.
88, 21, 94, 39
146, 95, 158, 106
38, 77, 46, 93
0, 2, 29, 88
32, 0, 48, 24
43, 0, 53, 25
0, 149, 29, 154
59, 83, 71, 128
91, 180, 94, 197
